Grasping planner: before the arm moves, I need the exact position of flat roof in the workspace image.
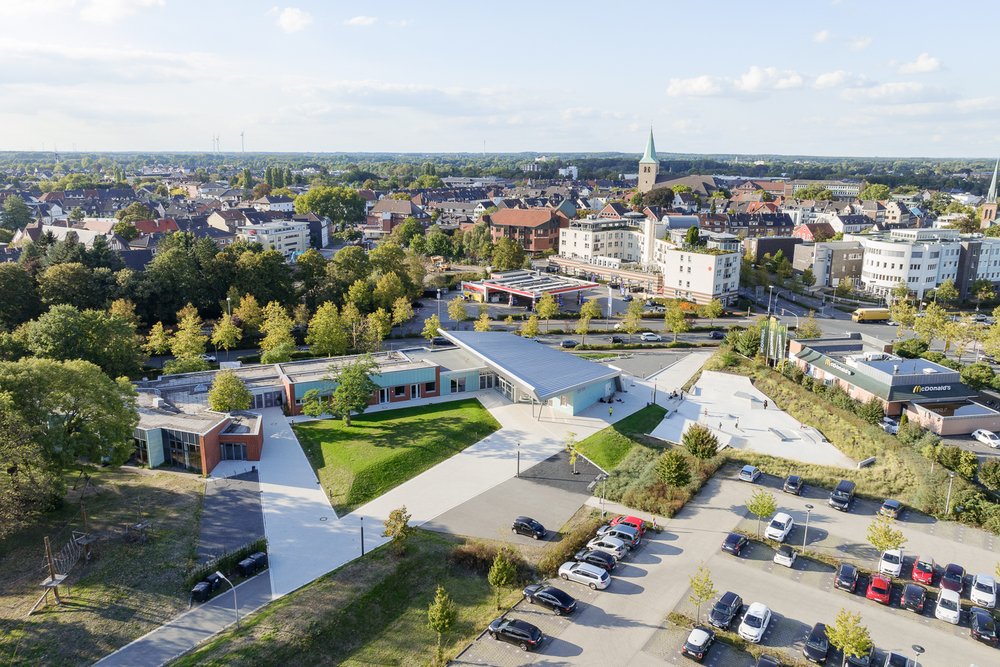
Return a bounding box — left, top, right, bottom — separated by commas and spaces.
137, 406, 228, 435
404, 347, 487, 373
278, 352, 433, 385
463, 270, 598, 299
440, 330, 620, 401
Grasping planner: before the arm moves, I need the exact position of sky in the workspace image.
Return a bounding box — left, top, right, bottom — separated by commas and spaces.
1, 0, 998, 158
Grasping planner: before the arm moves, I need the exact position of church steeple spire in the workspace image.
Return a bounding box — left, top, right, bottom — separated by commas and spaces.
988, 158, 998, 204
639, 127, 657, 165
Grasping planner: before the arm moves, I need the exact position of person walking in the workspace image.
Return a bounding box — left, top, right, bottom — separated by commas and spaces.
763, 400, 768, 409
609, 405, 614, 418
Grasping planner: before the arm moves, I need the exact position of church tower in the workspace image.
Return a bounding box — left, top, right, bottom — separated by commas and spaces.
637, 128, 658, 194
981, 158, 998, 228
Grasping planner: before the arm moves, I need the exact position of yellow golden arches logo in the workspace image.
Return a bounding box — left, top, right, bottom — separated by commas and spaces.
913, 386, 921, 393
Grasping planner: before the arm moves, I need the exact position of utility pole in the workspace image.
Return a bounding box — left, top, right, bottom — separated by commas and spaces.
241, 130, 245, 153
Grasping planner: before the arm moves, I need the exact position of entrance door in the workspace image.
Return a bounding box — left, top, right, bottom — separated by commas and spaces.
497, 376, 514, 401
410, 384, 420, 399
379, 388, 389, 403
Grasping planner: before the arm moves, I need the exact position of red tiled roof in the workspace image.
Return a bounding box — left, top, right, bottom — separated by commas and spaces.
486, 208, 560, 228
135, 218, 179, 235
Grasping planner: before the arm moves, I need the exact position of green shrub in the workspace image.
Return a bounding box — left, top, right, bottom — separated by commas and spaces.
536, 514, 604, 576
980, 460, 1000, 491
186, 537, 267, 588
961, 362, 995, 389
449, 541, 533, 582
894, 338, 929, 358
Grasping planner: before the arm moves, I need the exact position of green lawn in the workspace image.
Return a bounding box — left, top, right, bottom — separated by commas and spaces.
576, 404, 667, 471
168, 530, 522, 667
294, 399, 501, 514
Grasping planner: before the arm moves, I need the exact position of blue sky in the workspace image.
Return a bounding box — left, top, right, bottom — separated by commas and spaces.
0, 0, 997, 157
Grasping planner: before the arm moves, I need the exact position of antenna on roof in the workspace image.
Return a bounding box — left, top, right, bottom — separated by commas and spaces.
240, 130, 245, 153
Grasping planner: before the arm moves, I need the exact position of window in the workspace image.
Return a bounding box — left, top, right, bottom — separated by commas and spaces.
424, 381, 436, 393
450, 377, 466, 393
393, 386, 406, 397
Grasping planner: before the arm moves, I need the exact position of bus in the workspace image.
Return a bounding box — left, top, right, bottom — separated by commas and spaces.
851, 308, 891, 323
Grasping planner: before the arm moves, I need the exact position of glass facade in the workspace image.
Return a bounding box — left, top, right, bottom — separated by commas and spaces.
163, 428, 202, 473
133, 429, 149, 466
221, 442, 247, 460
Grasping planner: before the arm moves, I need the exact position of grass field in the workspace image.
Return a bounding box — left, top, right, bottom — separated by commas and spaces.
576, 404, 667, 470
0, 468, 204, 667
294, 399, 501, 514
168, 530, 522, 667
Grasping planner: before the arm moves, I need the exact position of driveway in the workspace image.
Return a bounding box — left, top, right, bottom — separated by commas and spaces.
197, 470, 264, 564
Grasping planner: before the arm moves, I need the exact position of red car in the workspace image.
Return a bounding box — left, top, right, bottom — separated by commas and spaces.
611, 515, 646, 535
866, 575, 892, 605
911, 557, 935, 585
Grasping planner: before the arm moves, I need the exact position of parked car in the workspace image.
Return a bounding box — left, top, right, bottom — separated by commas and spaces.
558, 561, 610, 590
680, 626, 715, 662
738, 602, 772, 643
973, 429, 1000, 447
511, 516, 546, 540
935, 588, 962, 624
560, 339, 579, 349
431, 336, 452, 347
487, 617, 544, 651
755, 657, 782, 667
970, 606, 998, 645
766, 542, 795, 566
911, 556, 935, 585
721, 532, 749, 556
610, 514, 646, 535
866, 574, 892, 605
835, 563, 859, 592
802, 622, 829, 664
828, 479, 856, 512
708, 591, 743, 630
879, 549, 903, 577
901, 583, 926, 613
739, 465, 762, 483
881, 418, 899, 435
586, 536, 627, 561
882, 653, 915, 667
941, 563, 965, 592
610, 335, 625, 344
522, 584, 577, 615
782, 474, 803, 495
639, 332, 662, 342
596, 523, 641, 549
709, 330, 726, 340
971, 573, 997, 608
200, 353, 217, 363
573, 548, 616, 572
845, 646, 875, 667
879, 499, 902, 519
764, 512, 795, 542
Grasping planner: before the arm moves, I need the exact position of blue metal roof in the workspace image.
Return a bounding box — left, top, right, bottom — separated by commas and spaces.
440, 331, 621, 401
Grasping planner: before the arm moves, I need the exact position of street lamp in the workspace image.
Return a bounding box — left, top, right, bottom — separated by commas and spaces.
516, 442, 520, 478
945, 472, 956, 515
360, 516, 365, 556
596, 473, 609, 518
780, 308, 800, 330
214, 570, 239, 630
802, 504, 814, 549
226, 296, 232, 316
436, 289, 442, 319
911, 644, 924, 665
767, 286, 775, 316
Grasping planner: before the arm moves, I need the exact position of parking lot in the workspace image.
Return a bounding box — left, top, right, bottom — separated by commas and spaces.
451, 467, 1000, 666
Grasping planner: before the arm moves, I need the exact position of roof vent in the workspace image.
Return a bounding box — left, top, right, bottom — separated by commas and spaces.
893, 365, 899, 375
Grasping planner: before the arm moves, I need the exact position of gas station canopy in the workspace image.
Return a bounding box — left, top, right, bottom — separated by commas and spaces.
462, 270, 598, 302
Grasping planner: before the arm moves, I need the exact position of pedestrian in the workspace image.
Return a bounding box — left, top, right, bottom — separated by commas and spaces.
763, 400, 768, 410
609, 405, 613, 418
735, 419, 740, 430
719, 421, 723, 430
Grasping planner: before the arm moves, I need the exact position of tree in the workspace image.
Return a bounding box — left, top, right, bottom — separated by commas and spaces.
330, 354, 380, 425
0, 195, 32, 231
207, 370, 252, 412
294, 185, 365, 225
234, 293, 264, 337
422, 314, 442, 340
858, 183, 890, 201
145, 321, 171, 355
961, 361, 995, 389
858, 397, 885, 425
979, 459, 1000, 491
0, 264, 40, 331
684, 226, 700, 246
866, 515, 906, 562
746, 488, 777, 538
565, 431, 579, 474
575, 311, 592, 343
827, 609, 873, 664
621, 300, 643, 341
307, 302, 349, 357
171, 305, 208, 360
383, 505, 413, 555
488, 547, 517, 610
448, 295, 468, 323
688, 565, 717, 622
346, 278, 374, 312
795, 311, 823, 339
115, 202, 154, 224
835, 277, 854, 299
373, 272, 407, 312
795, 185, 835, 200
655, 450, 691, 486
914, 302, 947, 343
664, 303, 688, 342
491, 237, 526, 271
933, 278, 959, 306
112, 220, 139, 241
38, 262, 108, 309
260, 301, 296, 362
109, 298, 140, 328
391, 296, 414, 328
536, 292, 558, 332
427, 584, 457, 666
363, 309, 391, 352
889, 298, 916, 335
211, 314, 242, 359
699, 299, 724, 325
972, 279, 996, 311
521, 314, 540, 338
800, 268, 816, 288
474, 310, 491, 332
683, 424, 719, 459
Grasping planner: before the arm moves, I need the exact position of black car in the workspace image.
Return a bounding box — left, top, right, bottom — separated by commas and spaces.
560, 339, 579, 349
680, 626, 715, 662
970, 606, 998, 645
709, 330, 726, 340
511, 516, 546, 540
901, 583, 926, 613
721, 532, 749, 556
941, 563, 965, 592
487, 617, 544, 651
610, 335, 625, 344
431, 336, 451, 347
783, 474, 803, 495
834, 563, 859, 593
573, 548, 616, 572
844, 646, 874, 667
708, 591, 743, 629
755, 656, 782, 667
522, 584, 577, 615
802, 622, 828, 664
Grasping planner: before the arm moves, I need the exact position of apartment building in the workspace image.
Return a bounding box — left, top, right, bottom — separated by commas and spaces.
237, 220, 310, 260
655, 242, 741, 305
792, 241, 864, 288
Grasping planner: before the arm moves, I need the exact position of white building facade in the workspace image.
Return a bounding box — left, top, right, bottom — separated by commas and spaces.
655, 242, 741, 305
238, 221, 310, 260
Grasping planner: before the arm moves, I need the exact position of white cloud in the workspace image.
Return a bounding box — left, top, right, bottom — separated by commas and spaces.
666, 75, 723, 97
899, 53, 941, 74
389, 19, 411, 27
345, 15, 377, 27
812, 30, 830, 43
842, 81, 927, 101
274, 7, 312, 33
735, 66, 803, 92
812, 70, 865, 90
849, 36, 872, 51
79, 0, 164, 24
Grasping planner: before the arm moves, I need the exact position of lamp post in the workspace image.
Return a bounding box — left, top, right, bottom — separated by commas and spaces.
780, 308, 800, 330
360, 516, 365, 556
214, 570, 239, 630
802, 504, 813, 549
945, 472, 956, 515
597, 473, 608, 518
516, 442, 520, 478
226, 296, 232, 317
767, 286, 775, 316
436, 289, 442, 319
912, 644, 924, 665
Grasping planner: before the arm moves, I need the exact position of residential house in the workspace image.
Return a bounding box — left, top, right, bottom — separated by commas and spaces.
252, 195, 295, 213
484, 208, 568, 255
792, 222, 837, 242
792, 241, 864, 288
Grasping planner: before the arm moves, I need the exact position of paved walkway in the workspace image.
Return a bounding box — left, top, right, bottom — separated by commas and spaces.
649, 370, 856, 468
196, 470, 264, 564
